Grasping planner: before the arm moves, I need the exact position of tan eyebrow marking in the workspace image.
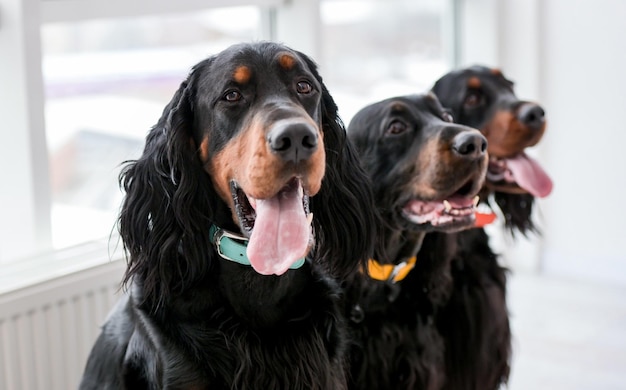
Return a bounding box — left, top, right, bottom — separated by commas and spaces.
468, 76, 482, 88
233, 66, 251, 84
278, 54, 296, 70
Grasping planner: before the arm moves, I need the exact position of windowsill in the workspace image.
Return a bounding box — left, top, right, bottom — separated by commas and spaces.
0, 236, 124, 296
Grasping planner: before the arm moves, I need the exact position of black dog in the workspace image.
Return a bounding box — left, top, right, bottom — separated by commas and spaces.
428, 65, 554, 389
78, 42, 378, 390
432, 65, 552, 232
345, 93, 488, 390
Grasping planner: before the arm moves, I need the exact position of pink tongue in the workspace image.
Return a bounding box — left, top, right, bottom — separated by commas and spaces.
246, 183, 310, 275
447, 196, 474, 208
505, 152, 553, 197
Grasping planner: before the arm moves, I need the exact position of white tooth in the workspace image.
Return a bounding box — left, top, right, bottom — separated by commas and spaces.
473, 196, 480, 207
306, 213, 314, 226
443, 200, 452, 212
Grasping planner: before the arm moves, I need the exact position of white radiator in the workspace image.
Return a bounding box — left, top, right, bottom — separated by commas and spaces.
0, 254, 125, 390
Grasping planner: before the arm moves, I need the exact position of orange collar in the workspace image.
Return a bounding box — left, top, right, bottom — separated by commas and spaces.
474, 210, 497, 228
366, 210, 494, 283
366, 256, 417, 283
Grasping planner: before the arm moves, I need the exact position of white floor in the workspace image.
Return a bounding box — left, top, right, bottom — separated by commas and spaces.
507, 272, 626, 389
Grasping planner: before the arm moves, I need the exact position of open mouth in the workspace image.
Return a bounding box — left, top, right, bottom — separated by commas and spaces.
486, 152, 553, 198
401, 180, 480, 231
230, 178, 313, 275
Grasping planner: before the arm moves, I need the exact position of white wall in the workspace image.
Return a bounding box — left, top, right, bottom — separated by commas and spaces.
460, 0, 626, 285
539, 0, 626, 285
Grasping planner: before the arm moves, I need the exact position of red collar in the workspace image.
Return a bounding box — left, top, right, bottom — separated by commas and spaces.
474, 210, 497, 227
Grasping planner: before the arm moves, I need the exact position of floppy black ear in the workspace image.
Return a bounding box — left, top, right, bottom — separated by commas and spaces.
299, 53, 381, 278
493, 192, 537, 236
119, 61, 220, 309
431, 76, 460, 117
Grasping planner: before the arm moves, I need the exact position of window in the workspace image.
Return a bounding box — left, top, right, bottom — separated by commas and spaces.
42, 7, 264, 249
319, 0, 454, 122
0, 0, 455, 265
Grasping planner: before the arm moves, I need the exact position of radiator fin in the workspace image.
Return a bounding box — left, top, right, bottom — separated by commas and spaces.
0, 260, 124, 390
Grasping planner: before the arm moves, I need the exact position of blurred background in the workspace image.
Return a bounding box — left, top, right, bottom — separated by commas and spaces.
1, 0, 625, 388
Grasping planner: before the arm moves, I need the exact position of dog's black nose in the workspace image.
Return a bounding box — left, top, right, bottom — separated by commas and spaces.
517, 103, 545, 130
452, 130, 487, 159
268, 121, 318, 163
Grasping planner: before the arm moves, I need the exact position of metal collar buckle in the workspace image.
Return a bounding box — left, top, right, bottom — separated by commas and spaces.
211, 226, 248, 263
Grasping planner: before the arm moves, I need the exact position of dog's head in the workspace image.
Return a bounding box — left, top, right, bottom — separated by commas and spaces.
119, 42, 377, 303
195, 43, 328, 276
348, 93, 488, 234
432, 66, 553, 233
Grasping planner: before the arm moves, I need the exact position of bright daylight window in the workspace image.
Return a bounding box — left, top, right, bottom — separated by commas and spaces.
42, 7, 263, 249
34, 0, 452, 256
320, 0, 452, 122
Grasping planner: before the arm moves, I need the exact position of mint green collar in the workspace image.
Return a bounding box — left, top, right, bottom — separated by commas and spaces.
209, 225, 306, 269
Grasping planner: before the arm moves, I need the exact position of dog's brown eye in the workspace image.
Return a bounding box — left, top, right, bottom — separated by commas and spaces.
223, 90, 242, 102
464, 92, 483, 108
296, 81, 313, 94
442, 112, 454, 123
386, 121, 407, 135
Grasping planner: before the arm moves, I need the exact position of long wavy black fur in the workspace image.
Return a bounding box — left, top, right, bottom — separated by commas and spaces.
118, 76, 218, 311
80, 42, 378, 390
494, 191, 537, 236
303, 59, 382, 279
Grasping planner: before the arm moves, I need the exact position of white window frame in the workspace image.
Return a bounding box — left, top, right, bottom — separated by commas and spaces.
1, 0, 458, 279
0, 0, 324, 264
1, 0, 52, 261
